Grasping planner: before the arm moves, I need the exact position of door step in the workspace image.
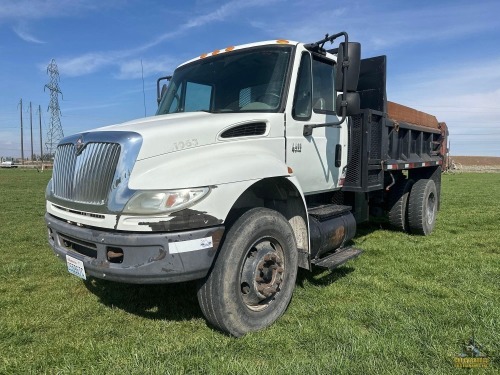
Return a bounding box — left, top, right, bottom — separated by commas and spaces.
308, 204, 352, 221
311, 247, 363, 270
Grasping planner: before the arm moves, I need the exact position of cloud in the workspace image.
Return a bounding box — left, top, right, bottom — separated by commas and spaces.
364, 6, 497, 52
388, 58, 500, 155
115, 57, 177, 80
56, 53, 116, 76
389, 58, 500, 106
52, 0, 280, 78
64, 103, 120, 112
0, 0, 121, 20
56, 52, 177, 80
131, 0, 280, 53
13, 24, 45, 43
249, 0, 499, 54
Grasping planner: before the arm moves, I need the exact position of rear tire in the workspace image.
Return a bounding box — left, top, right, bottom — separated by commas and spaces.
408, 179, 437, 235
197, 207, 298, 337
387, 178, 414, 232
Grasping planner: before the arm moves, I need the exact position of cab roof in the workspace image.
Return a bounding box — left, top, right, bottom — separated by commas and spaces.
179, 39, 301, 68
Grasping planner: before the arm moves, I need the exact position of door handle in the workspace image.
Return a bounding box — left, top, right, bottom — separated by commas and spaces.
335, 144, 342, 167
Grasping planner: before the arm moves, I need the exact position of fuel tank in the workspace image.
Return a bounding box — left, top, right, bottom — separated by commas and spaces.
308, 205, 356, 259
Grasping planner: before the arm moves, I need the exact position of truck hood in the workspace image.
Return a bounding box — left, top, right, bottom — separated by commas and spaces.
94, 112, 279, 160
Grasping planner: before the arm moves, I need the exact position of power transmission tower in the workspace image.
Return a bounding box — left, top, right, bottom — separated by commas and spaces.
44, 59, 64, 158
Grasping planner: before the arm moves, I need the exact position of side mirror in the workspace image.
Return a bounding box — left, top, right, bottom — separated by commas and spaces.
160, 84, 167, 102
156, 75, 172, 105
336, 92, 360, 116
335, 42, 361, 92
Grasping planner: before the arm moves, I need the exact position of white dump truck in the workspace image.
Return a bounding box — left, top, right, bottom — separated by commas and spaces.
45, 32, 447, 336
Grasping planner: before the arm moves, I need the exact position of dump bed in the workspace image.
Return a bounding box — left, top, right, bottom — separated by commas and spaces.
387, 101, 449, 169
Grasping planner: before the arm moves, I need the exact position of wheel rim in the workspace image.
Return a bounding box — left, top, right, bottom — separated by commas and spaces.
426, 191, 436, 225
239, 237, 285, 311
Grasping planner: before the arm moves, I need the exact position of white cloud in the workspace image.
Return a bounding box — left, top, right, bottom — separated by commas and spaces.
115, 57, 177, 80
134, 0, 281, 53
388, 59, 500, 156
56, 53, 115, 76
0, 0, 122, 20
64, 103, 120, 112
13, 24, 45, 43
389, 58, 500, 108
51, 0, 282, 78
253, 1, 499, 54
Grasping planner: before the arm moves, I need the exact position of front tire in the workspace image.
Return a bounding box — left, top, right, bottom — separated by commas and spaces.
197, 207, 298, 337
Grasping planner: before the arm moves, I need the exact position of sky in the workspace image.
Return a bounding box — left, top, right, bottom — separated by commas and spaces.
1, 0, 499, 158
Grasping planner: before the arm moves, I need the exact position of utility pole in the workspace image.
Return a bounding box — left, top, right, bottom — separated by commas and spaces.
19, 99, 24, 165
30, 101, 34, 161
38, 105, 43, 167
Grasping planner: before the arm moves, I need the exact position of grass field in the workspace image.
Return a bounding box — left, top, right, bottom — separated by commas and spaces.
0, 170, 498, 374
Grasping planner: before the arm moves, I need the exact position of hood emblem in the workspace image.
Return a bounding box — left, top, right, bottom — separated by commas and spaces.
75, 136, 85, 155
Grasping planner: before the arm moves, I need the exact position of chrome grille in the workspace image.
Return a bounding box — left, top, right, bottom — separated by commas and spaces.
52, 142, 121, 205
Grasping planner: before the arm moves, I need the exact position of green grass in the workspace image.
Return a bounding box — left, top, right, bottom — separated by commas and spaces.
0, 169, 498, 374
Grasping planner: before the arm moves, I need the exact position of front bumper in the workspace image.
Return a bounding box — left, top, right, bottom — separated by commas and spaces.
45, 213, 224, 284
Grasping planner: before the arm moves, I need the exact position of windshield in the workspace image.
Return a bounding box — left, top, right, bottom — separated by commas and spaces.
156, 45, 293, 115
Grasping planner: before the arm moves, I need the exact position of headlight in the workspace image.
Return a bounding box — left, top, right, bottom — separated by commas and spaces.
123, 187, 210, 214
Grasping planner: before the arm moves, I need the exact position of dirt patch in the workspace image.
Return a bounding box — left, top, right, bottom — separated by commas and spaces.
452, 156, 500, 166
450, 156, 500, 172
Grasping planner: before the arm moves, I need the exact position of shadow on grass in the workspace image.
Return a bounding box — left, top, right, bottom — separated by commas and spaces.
356, 217, 391, 237
82, 220, 381, 323
84, 278, 203, 321
296, 266, 355, 287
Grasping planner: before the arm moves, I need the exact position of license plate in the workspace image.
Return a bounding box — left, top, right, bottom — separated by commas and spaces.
66, 255, 86, 280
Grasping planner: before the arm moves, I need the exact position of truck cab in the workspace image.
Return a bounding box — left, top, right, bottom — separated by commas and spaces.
155, 40, 349, 193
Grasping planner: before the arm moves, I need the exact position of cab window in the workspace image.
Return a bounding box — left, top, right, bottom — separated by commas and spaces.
185, 82, 212, 112
312, 57, 335, 113
292, 53, 312, 120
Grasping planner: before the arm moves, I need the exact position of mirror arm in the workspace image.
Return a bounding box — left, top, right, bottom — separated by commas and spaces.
303, 105, 347, 136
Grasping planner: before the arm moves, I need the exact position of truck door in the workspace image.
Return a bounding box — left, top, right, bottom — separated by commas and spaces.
286, 52, 347, 194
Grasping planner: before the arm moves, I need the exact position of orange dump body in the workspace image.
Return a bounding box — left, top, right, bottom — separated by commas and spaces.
387, 101, 439, 129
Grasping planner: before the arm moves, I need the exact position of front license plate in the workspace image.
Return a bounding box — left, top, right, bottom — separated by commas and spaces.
66, 255, 86, 280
